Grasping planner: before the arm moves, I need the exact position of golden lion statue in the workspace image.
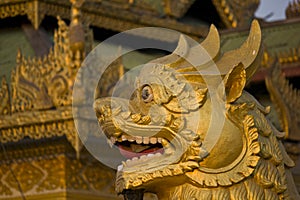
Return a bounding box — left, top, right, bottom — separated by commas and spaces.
94, 21, 300, 200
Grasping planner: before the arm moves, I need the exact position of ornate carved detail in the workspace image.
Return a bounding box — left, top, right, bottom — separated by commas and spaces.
27, 0, 46, 30
0, 76, 10, 115
0, 107, 80, 153
0, 0, 208, 38
5, 162, 44, 193
0, 141, 119, 199
0, 2, 27, 19
83, 161, 116, 193
0, 165, 13, 196
36, 156, 66, 192
212, 0, 259, 28
276, 47, 300, 65
0, 13, 95, 154
10, 19, 79, 112
265, 60, 300, 141
94, 20, 300, 199
286, 0, 300, 19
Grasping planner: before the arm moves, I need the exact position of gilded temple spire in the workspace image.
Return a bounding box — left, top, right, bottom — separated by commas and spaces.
286, 0, 300, 19
69, 0, 85, 55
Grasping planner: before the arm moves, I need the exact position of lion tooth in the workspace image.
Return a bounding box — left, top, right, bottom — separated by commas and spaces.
155, 153, 162, 157
128, 137, 135, 142
117, 165, 123, 171
117, 137, 123, 142
110, 137, 116, 144
150, 137, 157, 144
147, 154, 154, 157
122, 135, 127, 141
107, 139, 113, 148
122, 161, 127, 167
140, 155, 147, 161
126, 159, 132, 165
136, 136, 143, 144
143, 137, 149, 144
161, 138, 168, 146
158, 138, 162, 143
132, 157, 138, 161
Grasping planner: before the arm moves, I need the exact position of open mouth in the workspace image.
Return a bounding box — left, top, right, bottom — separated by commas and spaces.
108, 134, 174, 171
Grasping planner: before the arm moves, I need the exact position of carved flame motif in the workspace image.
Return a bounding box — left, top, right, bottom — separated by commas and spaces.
0, 17, 94, 154
94, 21, 300, 200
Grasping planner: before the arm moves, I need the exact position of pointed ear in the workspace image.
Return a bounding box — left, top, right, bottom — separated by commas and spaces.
223, 63, 246, 103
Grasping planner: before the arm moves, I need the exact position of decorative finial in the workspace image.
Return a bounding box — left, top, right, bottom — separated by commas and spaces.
69, 0, 85, 54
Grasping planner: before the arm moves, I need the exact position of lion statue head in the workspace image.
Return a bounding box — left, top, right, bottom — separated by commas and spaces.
94, 21, 300, 200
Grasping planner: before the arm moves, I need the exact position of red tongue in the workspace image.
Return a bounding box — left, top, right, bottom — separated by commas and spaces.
118, 145, 164, 159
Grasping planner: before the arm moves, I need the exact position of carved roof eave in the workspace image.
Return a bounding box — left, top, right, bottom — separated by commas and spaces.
0, 106, 76, 143
0, 0, 208, 38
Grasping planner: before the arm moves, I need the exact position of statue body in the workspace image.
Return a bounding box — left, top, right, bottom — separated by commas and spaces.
94, 21, 300, 200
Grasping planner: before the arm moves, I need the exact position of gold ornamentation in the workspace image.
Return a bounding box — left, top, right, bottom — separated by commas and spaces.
0, 0, 208, 38
0, 2, 26, 19
276, 47, 300, 65
94, 20, 300, 199
0, 142, 119, 199
265, 60, 300, 141
286, 0, 300, 19
27, 0, 46, 30
5, 163, 44, 193
0, 165, 12, 196
0, 76, 10, 115
11, 18, 82, 112
0, 13, 94, 154
212, 0, 260, 28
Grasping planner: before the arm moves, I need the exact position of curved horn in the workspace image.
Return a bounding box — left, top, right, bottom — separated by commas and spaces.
173, 34, 189, 57
185, 24, 220, 67
216, 20, 262, 81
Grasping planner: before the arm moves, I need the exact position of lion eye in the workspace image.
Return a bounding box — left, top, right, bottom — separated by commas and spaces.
141, 85, 153, 103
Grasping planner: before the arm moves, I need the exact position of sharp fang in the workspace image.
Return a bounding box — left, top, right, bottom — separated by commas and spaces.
110, 137, 116, 144
136, 136, 143, 144
143, 137, 149, 144
158, 138, 162, 143
161, 138, 168, 146
117, 165, 123, 171
150, 137, 157, 144
122, 161, 127, 167
107, 139, 113, 148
